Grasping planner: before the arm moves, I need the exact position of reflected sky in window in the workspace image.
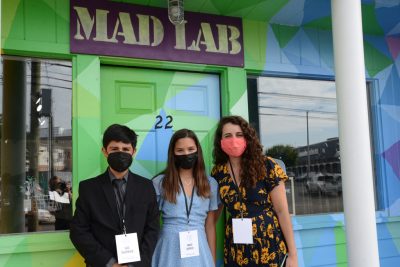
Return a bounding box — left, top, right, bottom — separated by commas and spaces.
0, 58, 72, 132
258, 77, 339, 149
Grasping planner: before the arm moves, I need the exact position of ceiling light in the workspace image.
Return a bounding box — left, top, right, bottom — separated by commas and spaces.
168, 0, 184, 25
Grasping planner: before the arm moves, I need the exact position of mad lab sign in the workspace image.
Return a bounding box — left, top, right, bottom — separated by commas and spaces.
70, 0, 244, 67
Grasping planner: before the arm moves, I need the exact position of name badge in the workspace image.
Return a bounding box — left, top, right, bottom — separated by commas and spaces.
179, 230, 200, 258
232, 218, 253, 244
115, 233, 141, 264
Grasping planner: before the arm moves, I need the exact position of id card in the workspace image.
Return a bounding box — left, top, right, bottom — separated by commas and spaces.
179, 230, 200, 258
115, 233, 141, 264
232, 218, 253, 244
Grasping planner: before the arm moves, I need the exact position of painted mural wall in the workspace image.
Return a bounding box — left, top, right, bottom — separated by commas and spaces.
1, 0, 400, 266
241, 1, 400, 266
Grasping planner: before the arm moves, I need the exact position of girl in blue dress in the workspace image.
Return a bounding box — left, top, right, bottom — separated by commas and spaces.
152, 129, 219, 267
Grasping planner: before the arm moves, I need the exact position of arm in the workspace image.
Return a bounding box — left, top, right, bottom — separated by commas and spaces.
214, 204, 224, 224
69, 183, 114, 266
205, 210, 217, 264
209, 167, 224, 225
270, 182, 298, 267
140, 184, 160, 265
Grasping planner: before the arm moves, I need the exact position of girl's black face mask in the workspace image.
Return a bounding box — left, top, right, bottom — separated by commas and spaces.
107, 152, 133, 172
175, 152, 198, 169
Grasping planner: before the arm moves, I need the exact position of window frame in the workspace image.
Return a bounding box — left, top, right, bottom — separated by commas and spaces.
247, 73, 382, 218
0, 55, 73, 235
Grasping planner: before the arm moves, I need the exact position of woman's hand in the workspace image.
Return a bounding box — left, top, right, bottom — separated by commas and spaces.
271, 182, 298, 267
284, 252, 298, 267
205, 210, 217, 264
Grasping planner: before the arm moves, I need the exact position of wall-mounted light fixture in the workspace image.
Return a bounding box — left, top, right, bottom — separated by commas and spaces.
168, 0, 184, 25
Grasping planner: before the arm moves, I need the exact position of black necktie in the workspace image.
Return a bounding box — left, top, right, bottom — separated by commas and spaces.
113, 179, 125, 217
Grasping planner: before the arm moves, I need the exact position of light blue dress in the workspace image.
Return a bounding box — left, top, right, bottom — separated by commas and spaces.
151, 175, 219, 267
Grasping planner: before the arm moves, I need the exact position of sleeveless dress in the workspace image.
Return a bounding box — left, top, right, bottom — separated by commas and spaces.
211, 157, 288, 266
151, 175, 219, 267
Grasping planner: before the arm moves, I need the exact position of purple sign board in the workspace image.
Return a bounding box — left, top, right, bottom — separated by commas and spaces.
70, 0, 244, 67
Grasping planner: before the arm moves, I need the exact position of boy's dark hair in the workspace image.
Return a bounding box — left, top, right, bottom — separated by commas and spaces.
102, 124, 138, 149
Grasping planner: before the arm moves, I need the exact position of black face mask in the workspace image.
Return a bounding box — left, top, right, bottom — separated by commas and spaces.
175, 152, 198, 169
107, 152, 133, 172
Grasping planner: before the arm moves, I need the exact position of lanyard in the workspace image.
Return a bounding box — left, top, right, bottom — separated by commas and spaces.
228, 160, 244, 219
178, 175, 195, 224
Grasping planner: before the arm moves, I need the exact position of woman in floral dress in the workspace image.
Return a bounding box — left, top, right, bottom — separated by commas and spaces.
211, 115, 298, 267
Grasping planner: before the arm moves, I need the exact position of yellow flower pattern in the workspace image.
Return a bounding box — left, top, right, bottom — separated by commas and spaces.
211, 157, 288, 266
252, 250, 259, 264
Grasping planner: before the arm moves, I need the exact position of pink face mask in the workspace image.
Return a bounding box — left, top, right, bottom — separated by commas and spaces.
221, 137, 247, 157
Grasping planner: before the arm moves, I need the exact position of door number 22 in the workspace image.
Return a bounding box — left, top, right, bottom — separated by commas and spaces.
155, 115, 173, 129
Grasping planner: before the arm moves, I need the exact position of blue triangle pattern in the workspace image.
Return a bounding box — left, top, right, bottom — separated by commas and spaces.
302, 0, 331, 25
379, 66, 400, 106
375, 4, 400, 35
364, 35, 393, 59
281, 30, 301, 65
135, 109, 173, 162
165, 76, 220, 120
270, 0, 305, 26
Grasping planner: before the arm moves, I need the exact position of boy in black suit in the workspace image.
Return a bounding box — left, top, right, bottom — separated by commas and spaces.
70, 124, 159, 267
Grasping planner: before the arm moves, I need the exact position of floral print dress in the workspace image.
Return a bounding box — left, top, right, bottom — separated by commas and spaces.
211, 157, 288, 267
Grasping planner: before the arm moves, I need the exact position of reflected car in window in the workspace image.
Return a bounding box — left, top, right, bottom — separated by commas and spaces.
38, 209, 56, 224
305, 174, 342, 196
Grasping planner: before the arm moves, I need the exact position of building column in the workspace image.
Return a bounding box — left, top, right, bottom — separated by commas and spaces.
331, 1, 380, 266
0, 59, 27, 233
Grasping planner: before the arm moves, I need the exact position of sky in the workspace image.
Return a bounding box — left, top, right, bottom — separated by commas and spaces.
258, 76, 339, 150
0, 58, 72, 134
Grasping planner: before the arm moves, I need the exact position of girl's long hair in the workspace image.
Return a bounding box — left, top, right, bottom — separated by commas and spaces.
213, 116, 266, 188
162, 129, 210, 203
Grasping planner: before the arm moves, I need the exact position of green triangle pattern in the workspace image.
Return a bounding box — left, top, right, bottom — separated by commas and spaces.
304, 16, 332, 31
333, 221, 348, 263
211, 0, 266, 14
242, 0, 289, 21
364, 41, 393, 77
361, 4, 384, 35
243, 19, 267, 72
271, 24, 300, 48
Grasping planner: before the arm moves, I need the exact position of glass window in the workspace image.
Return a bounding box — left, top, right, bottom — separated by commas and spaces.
0, 57, 72, 233
254, 76, 343, 215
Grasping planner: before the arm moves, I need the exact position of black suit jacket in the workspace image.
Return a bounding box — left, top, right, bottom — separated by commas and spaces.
70, 170, 159, 267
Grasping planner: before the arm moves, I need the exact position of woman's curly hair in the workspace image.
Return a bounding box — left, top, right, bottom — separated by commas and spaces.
213, 115, 266, 188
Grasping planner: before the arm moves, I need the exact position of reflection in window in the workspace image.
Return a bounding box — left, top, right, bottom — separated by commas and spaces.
0, 57, 72, 234
256, 77, 343, 215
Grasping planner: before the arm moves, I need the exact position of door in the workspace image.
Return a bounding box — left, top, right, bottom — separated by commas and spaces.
100, 66, 221, 178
